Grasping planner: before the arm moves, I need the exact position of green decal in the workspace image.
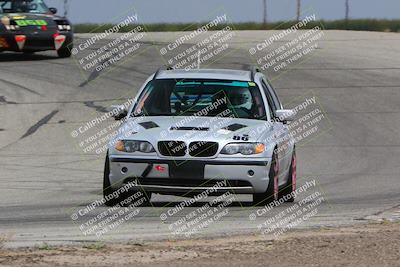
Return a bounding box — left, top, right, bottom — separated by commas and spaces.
15, 19, 47, 26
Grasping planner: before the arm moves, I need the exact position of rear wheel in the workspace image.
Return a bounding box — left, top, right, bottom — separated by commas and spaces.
279, 149, 296, 202
103, 153, 152, 207
253, 151, 279, 206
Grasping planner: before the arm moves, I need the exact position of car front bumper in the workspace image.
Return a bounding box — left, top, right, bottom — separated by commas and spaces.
108, 156, 271, 194
0, 31, 73, 52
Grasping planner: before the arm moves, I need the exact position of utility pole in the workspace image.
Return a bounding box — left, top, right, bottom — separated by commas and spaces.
64, 0, 69, 17
263, 0, 267, 28
345, 0, 350, 29
296, 0, 301, 21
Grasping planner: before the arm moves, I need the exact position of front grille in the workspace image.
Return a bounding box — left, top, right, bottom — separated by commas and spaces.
158, 141, 187, 157
189, 141, 219, 157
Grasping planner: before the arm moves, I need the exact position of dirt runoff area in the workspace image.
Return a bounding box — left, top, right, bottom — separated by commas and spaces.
1, 222, 400, 267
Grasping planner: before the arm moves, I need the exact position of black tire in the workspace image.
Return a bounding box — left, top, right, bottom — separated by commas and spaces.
279, 149, 296, 202
253, 151, 279, 206
23, 51, 35, 55
103, 153, 152, 207
103, 154, 123, 206
57, 47, 72, 58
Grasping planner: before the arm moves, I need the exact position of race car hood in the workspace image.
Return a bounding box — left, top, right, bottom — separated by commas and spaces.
115, 116, 273, 144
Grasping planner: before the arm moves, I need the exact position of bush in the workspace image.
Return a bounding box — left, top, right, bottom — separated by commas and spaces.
73, 19, 400, 33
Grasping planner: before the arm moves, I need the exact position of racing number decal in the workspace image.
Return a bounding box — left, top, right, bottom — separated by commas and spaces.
233, 134, 249, 141
15, 19, 48, 26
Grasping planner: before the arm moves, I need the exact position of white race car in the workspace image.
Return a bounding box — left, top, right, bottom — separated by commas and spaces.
104, 67, 297, 206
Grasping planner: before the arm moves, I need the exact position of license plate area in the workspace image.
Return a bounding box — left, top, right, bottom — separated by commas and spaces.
169, 161, 205, 179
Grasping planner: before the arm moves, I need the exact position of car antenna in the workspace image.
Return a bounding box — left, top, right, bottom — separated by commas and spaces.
153, 65, 173, 80
242, 65, 260, 82
249, 66, 260, 82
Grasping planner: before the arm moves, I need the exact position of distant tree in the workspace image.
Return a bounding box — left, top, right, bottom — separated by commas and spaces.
345, 0, 350, 29
263, 0, 267, 27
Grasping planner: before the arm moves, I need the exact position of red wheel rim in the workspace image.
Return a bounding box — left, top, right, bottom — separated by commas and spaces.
273, 154, 279, 200
292, 153, 297, 192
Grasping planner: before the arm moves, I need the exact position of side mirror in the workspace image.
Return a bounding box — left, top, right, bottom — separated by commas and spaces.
109, 104, 128, 120
275, 109, 295, 123
49, 7, 57, 14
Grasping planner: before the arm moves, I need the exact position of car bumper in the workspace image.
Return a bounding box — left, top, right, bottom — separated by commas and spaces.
108, 156, 271, 194
0, 32, 73, 52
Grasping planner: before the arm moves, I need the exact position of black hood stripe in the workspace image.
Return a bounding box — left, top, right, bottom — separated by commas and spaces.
170, 126, 209, 131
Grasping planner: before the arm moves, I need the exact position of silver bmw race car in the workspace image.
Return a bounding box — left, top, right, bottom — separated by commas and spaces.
104, 67, 297, 206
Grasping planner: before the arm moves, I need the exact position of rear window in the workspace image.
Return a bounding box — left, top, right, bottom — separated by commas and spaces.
0, 0, 49, 14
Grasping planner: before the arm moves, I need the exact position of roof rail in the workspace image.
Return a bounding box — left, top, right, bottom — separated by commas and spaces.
153, 65, 173, 80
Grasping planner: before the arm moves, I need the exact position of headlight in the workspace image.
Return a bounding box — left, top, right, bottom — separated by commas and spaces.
139, 141, 155, 153
221, 143, 265, 155
115, 140, 155, 153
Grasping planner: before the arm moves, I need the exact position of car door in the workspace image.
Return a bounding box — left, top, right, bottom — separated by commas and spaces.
260, 78, 292, 184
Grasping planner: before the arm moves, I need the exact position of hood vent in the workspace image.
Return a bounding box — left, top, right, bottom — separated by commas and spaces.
139, 121, 159, 129
222, 123, 247, 132
170, 126, 209, 131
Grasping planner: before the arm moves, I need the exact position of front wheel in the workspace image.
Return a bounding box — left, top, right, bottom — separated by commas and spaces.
57, 47, 72, 58
103, 154, 152, 207
253, 151, 279, 206
279, 149, 296, 202
103, 154, 124, 206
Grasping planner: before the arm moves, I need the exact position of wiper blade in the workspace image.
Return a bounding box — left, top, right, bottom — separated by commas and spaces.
147, 113, 173, 116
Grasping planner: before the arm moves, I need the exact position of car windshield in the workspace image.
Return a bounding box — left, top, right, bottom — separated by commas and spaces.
0, 0, 49, 14
133, 79, 266, 120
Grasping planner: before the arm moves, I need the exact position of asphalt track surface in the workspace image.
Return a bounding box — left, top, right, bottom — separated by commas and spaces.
0, 30, 400, 247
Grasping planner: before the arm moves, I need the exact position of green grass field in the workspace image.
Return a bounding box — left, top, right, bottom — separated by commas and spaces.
73, 19, 400, 33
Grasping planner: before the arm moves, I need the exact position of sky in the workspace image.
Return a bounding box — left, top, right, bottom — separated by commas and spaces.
45, 0, 400, 24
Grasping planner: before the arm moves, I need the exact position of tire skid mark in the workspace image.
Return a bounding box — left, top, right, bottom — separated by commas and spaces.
20, 110, 59, 139
0, 96, 17, 104
0, 78, 42, 96
0, 97, 126, 105
83, 101, 108, 113
79, 55, 113, 87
